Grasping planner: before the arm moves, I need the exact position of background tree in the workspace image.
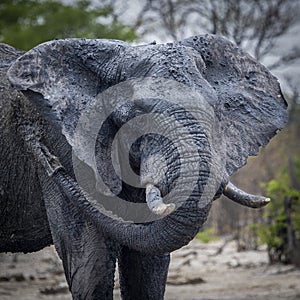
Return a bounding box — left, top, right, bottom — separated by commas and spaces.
133, 0, 300, 62
0, 0, 136, 50
255, 155, 300, 267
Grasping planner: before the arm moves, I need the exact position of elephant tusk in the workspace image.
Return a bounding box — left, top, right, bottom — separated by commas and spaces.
145, 184, 176, 216
223, 182, 270, 208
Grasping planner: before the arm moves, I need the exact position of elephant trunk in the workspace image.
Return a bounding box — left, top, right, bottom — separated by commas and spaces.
52, 170, 211, 254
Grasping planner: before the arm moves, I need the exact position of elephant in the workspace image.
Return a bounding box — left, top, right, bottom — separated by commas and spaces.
0, 34, 287, 299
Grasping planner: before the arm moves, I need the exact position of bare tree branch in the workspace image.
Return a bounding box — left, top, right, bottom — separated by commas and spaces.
269, 47, 300, 70
131, 0, 300, 61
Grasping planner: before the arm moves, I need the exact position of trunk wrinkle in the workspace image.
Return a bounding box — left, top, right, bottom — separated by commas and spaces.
52, 170, 209, 254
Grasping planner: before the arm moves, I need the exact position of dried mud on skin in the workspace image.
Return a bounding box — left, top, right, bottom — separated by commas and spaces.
0, 238, 300, 300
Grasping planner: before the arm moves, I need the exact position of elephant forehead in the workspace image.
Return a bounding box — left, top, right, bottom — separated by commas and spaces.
122, 43, 206, 84
118, 43, 216, 107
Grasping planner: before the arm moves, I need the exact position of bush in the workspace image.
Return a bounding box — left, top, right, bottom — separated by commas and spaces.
255, 158, 300, 265
196, 228, 219, 243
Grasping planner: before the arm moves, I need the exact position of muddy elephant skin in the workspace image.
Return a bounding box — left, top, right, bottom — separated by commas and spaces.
0, 35, 287, 299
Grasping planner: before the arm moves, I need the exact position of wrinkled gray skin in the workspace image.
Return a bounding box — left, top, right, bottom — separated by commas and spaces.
0, 35, 287, 299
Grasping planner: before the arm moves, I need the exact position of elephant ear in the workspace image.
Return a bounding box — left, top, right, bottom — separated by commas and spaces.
180, 34, 288, 176
7, 38, 129, 195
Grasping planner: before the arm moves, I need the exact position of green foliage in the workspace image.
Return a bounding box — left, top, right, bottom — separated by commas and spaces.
0, 0, 137, 50
196, 228, 219, 243
255, 157, 300, 263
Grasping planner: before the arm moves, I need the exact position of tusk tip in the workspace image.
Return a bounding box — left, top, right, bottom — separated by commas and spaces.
145, 184, 176, 216
223, 182, 271, 208
262, 197, 271, 205
152, 203, 176, 216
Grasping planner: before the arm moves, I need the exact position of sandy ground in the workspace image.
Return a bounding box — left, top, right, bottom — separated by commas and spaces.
0, 238, 299, 300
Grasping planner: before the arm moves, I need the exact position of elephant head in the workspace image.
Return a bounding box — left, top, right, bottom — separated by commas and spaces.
1, 35, 287, 256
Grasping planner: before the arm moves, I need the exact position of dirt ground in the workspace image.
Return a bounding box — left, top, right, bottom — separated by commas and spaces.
0, 238, 299, 300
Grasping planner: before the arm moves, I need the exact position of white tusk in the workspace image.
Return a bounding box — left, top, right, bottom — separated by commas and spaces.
145, 184, 176, 216
223, 182, 270, 208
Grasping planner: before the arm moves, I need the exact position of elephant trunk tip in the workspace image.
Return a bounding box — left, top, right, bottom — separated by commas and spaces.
145, 184, 176, 216
223, 181, 271, 208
